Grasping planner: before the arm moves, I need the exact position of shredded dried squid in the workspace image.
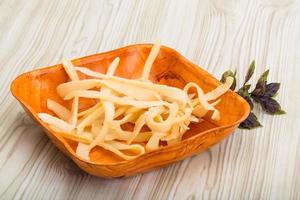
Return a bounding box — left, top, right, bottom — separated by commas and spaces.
38, 41, 233, 161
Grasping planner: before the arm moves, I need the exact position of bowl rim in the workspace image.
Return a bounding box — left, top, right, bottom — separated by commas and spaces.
11, 43, 250, 166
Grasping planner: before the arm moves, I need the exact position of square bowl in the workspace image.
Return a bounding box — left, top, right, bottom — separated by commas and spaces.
11, 44, 250, 178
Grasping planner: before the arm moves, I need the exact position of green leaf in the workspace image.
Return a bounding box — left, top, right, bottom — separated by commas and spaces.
237, 84, 253, 110
244, 60, 255, 85
273, 109, 286, 115
238, 84, 251, 96
239, 112, 262, 129
251, 69, 269, 96
221, 70, 236, 90
258, 69, 270, 83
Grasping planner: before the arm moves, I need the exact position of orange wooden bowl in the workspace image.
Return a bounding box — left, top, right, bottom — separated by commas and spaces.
11, 44, 250, 178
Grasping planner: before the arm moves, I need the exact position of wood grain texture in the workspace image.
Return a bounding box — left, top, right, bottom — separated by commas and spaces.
0, 0, 299, 199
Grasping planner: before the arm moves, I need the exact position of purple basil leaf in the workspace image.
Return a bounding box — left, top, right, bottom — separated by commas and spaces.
265, 83, 280, 97
251, 69, 269, 96
258, 97, 283, 115
251, 94, 261, 103
239, 112, 262, 129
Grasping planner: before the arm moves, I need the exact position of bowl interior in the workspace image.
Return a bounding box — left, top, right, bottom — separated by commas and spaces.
11, 44, 249, 164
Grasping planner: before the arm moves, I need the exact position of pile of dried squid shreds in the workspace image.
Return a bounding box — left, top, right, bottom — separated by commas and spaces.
38, 42, 233, 161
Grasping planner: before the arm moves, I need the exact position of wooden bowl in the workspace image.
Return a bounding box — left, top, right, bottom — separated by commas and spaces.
11, 44, 250, 178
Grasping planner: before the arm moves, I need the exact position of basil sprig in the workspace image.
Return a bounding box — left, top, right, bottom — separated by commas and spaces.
220, 61, 286, 129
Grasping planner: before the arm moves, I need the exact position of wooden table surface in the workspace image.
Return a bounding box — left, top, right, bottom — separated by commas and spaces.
0, 0, 299, 199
